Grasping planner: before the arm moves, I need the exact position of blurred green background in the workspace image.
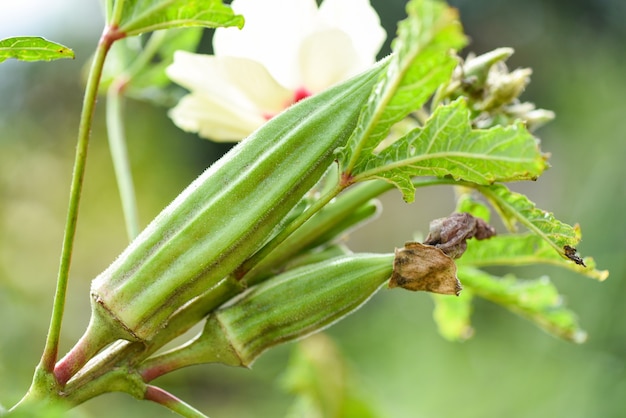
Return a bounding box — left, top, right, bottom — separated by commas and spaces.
1, 1, 624, 416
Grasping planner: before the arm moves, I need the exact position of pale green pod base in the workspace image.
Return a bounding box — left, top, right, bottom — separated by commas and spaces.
138, 315, 243, 382
54, 300, 141, 385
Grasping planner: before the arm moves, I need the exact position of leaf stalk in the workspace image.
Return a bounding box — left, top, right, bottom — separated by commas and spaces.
106, 79, 141, 241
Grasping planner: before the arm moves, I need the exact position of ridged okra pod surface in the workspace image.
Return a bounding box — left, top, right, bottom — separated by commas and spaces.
210, 253, 394, 366
90, 60, 388, 341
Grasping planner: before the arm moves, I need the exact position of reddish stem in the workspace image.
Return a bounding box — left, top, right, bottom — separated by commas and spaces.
144, 385, 207, 417
53, 311, 119, 386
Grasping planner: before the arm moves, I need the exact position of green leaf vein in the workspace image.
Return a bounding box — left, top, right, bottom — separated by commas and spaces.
352, 98, 547, 201
0, 37, 74, 63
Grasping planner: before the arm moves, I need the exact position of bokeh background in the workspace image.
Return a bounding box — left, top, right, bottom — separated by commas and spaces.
1, 0, 624, 416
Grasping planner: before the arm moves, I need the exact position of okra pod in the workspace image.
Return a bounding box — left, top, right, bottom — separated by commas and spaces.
214, 254, 393, 365
138, 253, 394, 379
90, 59, 388, 342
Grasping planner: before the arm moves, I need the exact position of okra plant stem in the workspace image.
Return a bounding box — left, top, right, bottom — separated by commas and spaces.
38, 28, 115, 375
104, 31, 179, 242
236, 176, 463, 282
234, 183, 344, 280
144, 386, 209, 418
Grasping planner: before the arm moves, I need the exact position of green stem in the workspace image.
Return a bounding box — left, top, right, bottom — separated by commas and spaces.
414, 107, 430, 125
138, 315, 242, 382
104, 31, 171, 242
236, 177, 464, 280
243, 179, 391, 285
107, 80, 140, 241
125, 30, 168, 79
144, 386, 209, 418
38, 30, 115, 375
109, 0, 127, 26
60, 278, 244, 394
63, 366, 146, 407
54, 300, 138, 386
234, 183, 344, 279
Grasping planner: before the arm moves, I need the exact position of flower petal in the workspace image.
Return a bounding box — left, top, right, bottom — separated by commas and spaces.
298, 29, 359, 93
213, 0, 318, 88
318, 0, 386, 69
169, 94, 265, 142
167, 51, 293, 114
167, 52, 294, 141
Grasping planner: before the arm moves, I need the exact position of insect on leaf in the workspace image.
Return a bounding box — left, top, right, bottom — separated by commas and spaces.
458, 233, 608, 281
478, 184, 592, 265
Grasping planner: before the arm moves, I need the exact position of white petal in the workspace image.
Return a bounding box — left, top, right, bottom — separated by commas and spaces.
299, 29, 358, 93
318, 0, 386, 69
213, 0, 318, 88
169, 94, 266, 142
167, 51, 293, 114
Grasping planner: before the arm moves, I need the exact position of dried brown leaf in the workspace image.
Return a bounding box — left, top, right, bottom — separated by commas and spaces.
389, 242, 462, 296
424, 212, 496, 259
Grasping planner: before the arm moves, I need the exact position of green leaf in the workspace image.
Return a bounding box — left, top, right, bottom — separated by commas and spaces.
458, 233, 609, 281
98, 28, 203, 106
337, 0, 466, 173
113, 0, 244, 36
130, 28, 204, 89
94, 26, 201, 95
479, 184, 586, 263
455, 188, 492, 222
432, 292, 474, 342
0, 37, 74, 63
459, 267, 587, 343
282, 334, 381, 418
352, 99, 548, 202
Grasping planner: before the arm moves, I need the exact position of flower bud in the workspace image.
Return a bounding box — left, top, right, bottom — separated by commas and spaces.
514, 106, 555, 132
463, 47, 514, 86
480, 67, 532, 111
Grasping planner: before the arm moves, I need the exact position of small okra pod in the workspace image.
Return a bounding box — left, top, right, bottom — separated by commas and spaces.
214, 253, 393, 365
138, 253, 394, 380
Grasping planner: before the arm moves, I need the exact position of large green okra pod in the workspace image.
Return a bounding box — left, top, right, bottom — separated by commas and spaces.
90, 59, 388, 342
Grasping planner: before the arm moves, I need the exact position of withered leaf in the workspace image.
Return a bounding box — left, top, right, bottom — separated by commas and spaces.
424, 212, 496, 259
389, 242, 462, 296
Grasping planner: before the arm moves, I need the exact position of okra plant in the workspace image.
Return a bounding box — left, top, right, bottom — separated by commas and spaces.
0, 0, 608, 417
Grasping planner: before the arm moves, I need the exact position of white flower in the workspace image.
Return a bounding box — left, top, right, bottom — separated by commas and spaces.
166, 0, 386, 142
